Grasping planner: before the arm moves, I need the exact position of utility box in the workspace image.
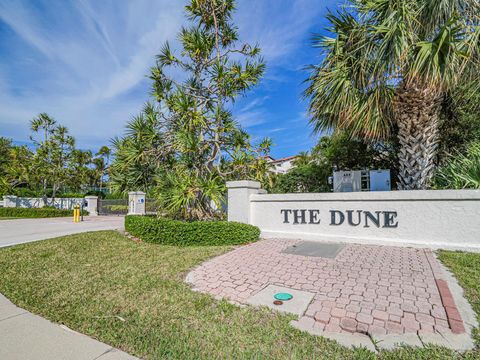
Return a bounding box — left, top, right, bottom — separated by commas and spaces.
369, 169, 391, 191
333, 169, 390, 192
333, 170, 369, 192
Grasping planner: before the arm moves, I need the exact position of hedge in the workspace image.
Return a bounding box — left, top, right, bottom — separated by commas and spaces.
0, 207, 87, 218
125, 215, 260, 246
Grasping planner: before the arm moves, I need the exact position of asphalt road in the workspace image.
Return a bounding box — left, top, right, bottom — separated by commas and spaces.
0, 216, 124, 248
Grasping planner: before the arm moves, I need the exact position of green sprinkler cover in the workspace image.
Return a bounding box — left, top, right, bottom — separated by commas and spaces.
274, 293, 293, 301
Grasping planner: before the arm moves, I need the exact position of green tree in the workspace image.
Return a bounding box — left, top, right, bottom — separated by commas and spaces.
30, 113, 57, 197
30, 114, 77, 199
50, 125, 75, 197
109, 104, 168, 193
273, 163, 331, 193
111, 0, 269, 219
312, 132, 397, 173
150, 0, 267, 219
0, 138, 34, 196
94, 146, 111, 190
0, 137, 12, 188
305, 0, 479, 190
438, 80, 480, 164
68, 149, 93, 190
2, 117, 109, 197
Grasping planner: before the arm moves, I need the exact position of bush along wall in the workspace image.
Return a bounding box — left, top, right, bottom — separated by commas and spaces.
0, 207, 88, 218
125, 215, 260, 246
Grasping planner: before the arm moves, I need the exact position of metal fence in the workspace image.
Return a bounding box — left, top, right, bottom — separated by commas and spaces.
98, 199, 128, 216
145, 198, 161, 215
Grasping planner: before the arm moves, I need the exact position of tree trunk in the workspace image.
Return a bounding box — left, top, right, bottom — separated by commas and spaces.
393, 85, 443, 190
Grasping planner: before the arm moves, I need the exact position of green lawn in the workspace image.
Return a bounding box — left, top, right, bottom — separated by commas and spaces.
0, 217, 22, 220
0, 231, 478, 359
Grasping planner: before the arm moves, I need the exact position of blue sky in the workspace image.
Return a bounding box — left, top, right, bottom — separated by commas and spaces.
0, 0, 339, 158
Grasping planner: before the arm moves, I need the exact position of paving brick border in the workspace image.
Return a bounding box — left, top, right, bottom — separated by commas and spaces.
436, 279, 465, 334
424, 249, 466, 334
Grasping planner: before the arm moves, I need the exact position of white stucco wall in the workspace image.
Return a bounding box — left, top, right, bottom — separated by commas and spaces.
128, 191, 146, 215
226, 181, 480, 251
2, 196, 84, 210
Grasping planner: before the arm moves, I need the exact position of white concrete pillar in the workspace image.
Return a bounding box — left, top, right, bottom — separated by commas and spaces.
84, 196, 98, 216
128, 191, 146, 215
226, 180, 265, 224
3, 195, 18, 208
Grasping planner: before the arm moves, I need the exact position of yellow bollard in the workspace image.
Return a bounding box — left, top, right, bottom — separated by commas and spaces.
73, 205, 80, 223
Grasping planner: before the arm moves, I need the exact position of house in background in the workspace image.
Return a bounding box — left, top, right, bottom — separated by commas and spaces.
266, 155, 297, 174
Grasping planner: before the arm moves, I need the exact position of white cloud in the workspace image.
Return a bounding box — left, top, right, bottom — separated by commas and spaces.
239, 96, 270, 113
0, 0, 334, 151
0, 2, 53, 58
236, 0, 333, 65
236, 110, 268, 128
0, 0, 184, 147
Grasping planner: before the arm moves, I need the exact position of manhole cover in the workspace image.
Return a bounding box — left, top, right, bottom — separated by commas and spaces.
283, 241, 345, 258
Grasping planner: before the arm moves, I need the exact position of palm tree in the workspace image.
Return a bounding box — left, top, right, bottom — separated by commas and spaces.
306, 0, 479, 189
30, 113, 57, 199
97, 146, 111, 164
30, 113, 56, 144
95, 146, 111, 190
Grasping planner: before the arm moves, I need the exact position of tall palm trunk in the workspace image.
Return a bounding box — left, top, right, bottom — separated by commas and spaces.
393, 85, 443, 190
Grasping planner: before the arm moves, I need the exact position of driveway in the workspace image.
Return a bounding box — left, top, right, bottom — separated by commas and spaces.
0, 216, 124, 248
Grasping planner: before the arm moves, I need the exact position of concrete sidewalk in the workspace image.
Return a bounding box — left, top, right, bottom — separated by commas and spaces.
0, 216, 124, 248
0, 293, 138, 360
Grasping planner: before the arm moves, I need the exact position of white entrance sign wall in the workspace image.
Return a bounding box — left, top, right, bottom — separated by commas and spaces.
128, 191, 146, 215
226, 181, 480, 251
226, 181, 267, 223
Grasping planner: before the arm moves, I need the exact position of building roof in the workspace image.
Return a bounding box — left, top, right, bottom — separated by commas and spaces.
267, 155, 297, 164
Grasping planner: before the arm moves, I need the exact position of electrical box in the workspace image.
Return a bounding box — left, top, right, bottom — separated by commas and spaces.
333, 169, 390, 192
369, 169, 391, 191
333, 170, 369, 192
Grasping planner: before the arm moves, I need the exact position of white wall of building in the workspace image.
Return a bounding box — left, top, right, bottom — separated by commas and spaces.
270, 160, 295, 174
227, 181, 480, 251
267, 156, 297, 174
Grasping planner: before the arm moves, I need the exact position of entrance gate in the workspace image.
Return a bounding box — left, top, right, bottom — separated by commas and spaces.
98, 199, 128, 216
145, 198, 160, 215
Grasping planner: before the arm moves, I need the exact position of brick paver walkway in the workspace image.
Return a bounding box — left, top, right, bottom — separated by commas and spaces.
187, 239, 465, 338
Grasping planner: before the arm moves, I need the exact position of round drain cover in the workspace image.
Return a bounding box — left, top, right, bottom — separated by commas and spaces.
274, 292, 293, 301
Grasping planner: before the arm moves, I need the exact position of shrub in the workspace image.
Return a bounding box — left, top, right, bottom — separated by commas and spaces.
125, 215, 260, 246
0, 207, 88, 218
434, 142, 480, 189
